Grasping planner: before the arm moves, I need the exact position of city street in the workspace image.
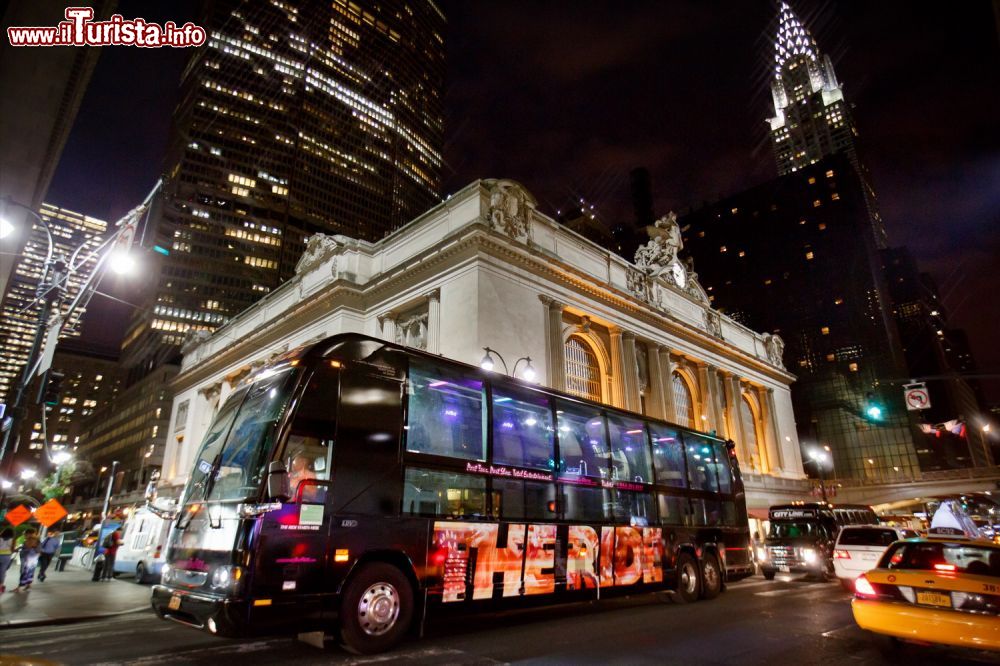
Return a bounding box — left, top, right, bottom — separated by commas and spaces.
1, 575, 995, 665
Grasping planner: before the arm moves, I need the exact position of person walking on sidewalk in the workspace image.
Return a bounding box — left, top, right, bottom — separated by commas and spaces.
14, 528, 41, 591
0, 527, 14, 593
38, 529, 62, 582
101, 528, 122, 580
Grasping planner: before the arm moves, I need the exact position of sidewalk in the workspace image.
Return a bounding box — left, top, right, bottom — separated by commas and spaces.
0, 562, 152, 628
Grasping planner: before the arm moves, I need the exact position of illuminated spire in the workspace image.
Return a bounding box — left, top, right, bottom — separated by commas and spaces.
774, 2, 819, 76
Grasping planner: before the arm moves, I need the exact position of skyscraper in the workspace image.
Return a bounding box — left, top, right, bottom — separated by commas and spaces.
767, 2, 885, 245
0, 204, 107, 406
122, 0, 445, 368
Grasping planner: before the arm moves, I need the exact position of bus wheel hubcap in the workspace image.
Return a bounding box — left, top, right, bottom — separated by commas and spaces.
705, 562, 717, 588
682, 563, 697, 593
358, 582, 400, 636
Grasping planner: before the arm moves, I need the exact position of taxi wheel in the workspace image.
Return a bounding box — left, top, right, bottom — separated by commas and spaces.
700, 554, 722, 600
339, 563, 413, 655
874, 634, 906, 656
674, 553, 702, 603
839, 578, 854, 592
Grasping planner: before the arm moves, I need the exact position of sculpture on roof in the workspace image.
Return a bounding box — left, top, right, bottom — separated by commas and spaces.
634, 212, 683, 278
295, 233, 340, 276
486, 179, 534, 244
763, 333, 786, 369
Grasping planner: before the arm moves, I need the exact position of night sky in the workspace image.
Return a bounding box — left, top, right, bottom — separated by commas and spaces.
46, 1, 1000, 400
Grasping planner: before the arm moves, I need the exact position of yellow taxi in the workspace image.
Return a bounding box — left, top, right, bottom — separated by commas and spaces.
851, 534, 1000, 651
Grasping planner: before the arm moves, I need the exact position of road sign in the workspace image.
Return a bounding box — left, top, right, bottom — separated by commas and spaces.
4, 504, 32, 527
35, 498, 68, 527
903, 383, 931, 411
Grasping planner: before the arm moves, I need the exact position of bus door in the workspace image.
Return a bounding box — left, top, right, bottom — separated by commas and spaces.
253, 364, 340, 605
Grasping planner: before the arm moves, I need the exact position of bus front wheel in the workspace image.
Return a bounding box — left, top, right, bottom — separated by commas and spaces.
675, 554, 701, 603
339, 563, 413, 655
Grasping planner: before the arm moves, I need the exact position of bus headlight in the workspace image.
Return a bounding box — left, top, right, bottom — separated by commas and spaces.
210, 565, 243, 592
756, 547, 767, 562
801, 548, 818, 564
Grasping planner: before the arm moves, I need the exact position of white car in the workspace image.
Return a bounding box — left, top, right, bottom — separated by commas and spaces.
832, 525, 917, 590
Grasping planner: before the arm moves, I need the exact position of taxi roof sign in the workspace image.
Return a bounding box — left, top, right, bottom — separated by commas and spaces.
4, 504, 32, 527
34, 498, 68, 528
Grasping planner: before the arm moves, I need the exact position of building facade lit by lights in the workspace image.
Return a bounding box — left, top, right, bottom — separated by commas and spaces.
121, 0, 446, 369
0, 203, 106, 408
158, 179, 810, 523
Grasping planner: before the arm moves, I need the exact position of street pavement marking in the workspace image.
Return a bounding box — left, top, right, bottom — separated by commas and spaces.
3, 626, 175, 652
343, 646, 506, 665
822, 624, 861, 640
754, 583, 833, 597
726, 579, 776, 590
93, 639, 288, 665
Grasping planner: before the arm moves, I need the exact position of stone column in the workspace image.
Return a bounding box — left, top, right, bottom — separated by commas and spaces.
538, 296, 566, 390
763, 388, 785, 472
696, 363, 713, 432
621, 331, 641, 412
659, 347, 677, 422
609, 328, 626, 409
378, 312, 397, 343
706, 366, 727, 438
645, 346, 666, 420
425, 289, 441, 354
725, 376, 750, 466
756, 386, 781, 474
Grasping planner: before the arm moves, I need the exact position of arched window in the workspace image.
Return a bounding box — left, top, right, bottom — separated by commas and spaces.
671, 372, 695, 428
741, 395, 760, 468
564, 336, 602, 402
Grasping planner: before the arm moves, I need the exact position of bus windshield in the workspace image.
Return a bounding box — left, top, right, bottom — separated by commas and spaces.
769, 521, 826, 539
183, 366, 298, 504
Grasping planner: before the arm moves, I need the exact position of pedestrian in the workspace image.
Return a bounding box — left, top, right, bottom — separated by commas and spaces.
0, 527, 14, 593
101, 527, 122, 580
38, 529, 62, 582
14, 528, 41, 591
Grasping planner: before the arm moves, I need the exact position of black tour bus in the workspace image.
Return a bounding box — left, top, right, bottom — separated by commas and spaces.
151, 334, 752, 653
758, 502, 877, 580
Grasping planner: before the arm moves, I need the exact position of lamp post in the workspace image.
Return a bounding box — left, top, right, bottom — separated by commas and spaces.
0, 190, 155, 482
100, 460, 119, 525
480, 347, 537, 382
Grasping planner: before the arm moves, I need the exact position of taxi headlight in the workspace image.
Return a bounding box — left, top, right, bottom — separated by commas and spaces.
756, 547, 768, 562
802, 548, 818, 564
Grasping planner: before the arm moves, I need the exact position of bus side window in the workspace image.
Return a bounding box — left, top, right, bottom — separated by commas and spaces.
281, 365, 339, 503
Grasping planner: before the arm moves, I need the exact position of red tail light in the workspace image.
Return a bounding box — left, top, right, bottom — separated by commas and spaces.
834, 549, 851, 559
933, 563, 956, 572
154, 545, 162, 559
854, 575, 877, 598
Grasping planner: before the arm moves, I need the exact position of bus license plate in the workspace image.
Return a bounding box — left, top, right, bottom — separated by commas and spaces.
169, 595, 182, 610
916, 591, 951, 608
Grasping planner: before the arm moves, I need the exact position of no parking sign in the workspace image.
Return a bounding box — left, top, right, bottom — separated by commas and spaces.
903, 382, 931, 411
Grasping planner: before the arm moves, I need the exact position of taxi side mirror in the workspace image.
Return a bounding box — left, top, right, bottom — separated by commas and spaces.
266, 461, 290, 501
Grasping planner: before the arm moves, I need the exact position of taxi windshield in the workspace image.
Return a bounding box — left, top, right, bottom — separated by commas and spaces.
883, 541, 1000, 578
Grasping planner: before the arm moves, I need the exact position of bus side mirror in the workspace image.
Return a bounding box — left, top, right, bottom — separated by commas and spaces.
267, 461, 290, 501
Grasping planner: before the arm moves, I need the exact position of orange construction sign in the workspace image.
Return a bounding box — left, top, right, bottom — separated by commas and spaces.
4, 504, 31, 527
35, 498, 68, 528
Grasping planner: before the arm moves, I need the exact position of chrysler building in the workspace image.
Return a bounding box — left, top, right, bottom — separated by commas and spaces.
767, 2, 884, 244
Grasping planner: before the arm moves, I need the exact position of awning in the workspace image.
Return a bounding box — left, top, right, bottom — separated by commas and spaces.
747, 508, 770, 520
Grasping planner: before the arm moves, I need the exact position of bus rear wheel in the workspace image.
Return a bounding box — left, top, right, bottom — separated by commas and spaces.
675, 553, 701, 603
700, 553, 722, 600
339, 563, 413, 655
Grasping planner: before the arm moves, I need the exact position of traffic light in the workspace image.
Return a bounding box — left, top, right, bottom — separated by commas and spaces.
864, 392, 884, 421
37, 370, 65, 406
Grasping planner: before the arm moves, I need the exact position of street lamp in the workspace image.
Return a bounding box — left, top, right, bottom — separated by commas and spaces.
806, 450, 829, 502
480, 347, 537, 382
0, 187, 157, 480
